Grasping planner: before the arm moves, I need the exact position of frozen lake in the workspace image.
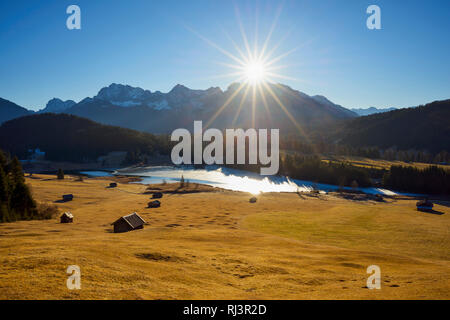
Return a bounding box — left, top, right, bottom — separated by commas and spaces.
81, 165, 417, 196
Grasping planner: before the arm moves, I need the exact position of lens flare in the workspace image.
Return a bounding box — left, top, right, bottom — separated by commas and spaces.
244, 59, 267, 84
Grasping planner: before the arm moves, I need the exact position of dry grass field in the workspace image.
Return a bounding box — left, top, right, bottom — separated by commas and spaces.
0, 174, 449, 299
324, 156, 450, 171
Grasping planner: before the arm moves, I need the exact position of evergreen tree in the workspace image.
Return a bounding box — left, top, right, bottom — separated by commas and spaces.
0, 166, 8, 204
180, 175, 185, 188
57, 168, 64, 180
10, 182, 37, 220
10, 156, 24, 185
0, 166, 9, 223
0, 203, 10, 223
0, 150, 7, 171
0, 148, 56, 223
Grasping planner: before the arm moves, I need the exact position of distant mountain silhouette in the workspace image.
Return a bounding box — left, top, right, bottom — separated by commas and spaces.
311, 95, 357, 118
1, 90, 449, 157
350, 106, 397, 116
336, 99, 450, 153
0, 98, 33, 124
63, 82, 358, 133
0, 83, 358, 133
38, 98, 76, 113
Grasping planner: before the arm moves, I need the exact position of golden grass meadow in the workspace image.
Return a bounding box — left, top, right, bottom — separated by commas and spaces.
0, 174, 449, 300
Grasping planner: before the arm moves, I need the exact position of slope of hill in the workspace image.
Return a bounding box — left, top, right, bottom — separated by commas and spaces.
350, 106, 397, 116
311, 95, 357, 117
0, 98, 32, 124
0, 113, 171, 162
336, 99, 450, 153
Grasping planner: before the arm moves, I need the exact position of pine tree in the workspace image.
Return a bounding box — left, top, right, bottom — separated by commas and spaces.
0, 150, 7, 172
180, 175, 185, 188
10, 182, 36, 220
57, 168, 64, 180
0, 148, 54, 223
0, 204, 9, 223
0, 166, 8, 204
0, 151, 11, 222
10, 156, 24, 185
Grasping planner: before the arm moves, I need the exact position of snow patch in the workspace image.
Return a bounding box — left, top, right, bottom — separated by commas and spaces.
111, 100, 141, 107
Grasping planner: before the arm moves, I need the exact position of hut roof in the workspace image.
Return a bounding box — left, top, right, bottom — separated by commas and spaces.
112, 212, 146, 228
61, 212, 73, 218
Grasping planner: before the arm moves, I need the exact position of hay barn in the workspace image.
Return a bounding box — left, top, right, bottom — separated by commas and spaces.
60, 212, 73, 223
416, 199, 434, 212
112, 212, 146, 233
62, 194, 73, 202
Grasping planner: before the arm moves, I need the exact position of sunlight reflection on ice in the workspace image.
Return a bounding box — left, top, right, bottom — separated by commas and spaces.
114, 166, 310, 195
80, 166, 416, 196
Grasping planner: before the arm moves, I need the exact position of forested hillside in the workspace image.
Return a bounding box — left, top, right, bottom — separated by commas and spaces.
334, 99, 450, 153
0, 113, 171, 162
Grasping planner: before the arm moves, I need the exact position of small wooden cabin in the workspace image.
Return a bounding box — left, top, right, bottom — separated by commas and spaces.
109, 182, 117, 188
111, 212, 146, 233
148, 200, 161, 208
60, 212, 73, 223
62, 194, 74, 202
416, 199, 433, 212
152, 192, 163, 199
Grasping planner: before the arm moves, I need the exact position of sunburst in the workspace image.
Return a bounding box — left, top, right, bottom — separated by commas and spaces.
243, 58, 267, 84
186, 4, 309, 137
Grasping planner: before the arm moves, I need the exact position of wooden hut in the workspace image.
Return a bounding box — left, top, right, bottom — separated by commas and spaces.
60, 212, 73, 223
109, 182, 117, 188
152, 192, 163, 199
111, 212, 146, 233
416, 199, 433, 212
62, 194, 74, 202
148, 200, 161, 208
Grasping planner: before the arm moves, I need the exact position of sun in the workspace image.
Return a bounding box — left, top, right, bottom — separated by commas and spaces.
185, 5, 299, 88
244, 59, 267, 84
186, 4, 307, 133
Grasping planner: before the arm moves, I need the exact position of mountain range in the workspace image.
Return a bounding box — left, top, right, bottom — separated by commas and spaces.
2, 83, 447, 152
0, 84, 449, 156
0, 83, 361, 133
350, 106, 397, 116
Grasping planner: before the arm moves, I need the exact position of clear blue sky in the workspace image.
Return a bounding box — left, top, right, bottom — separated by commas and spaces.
1, 0, 449, 111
